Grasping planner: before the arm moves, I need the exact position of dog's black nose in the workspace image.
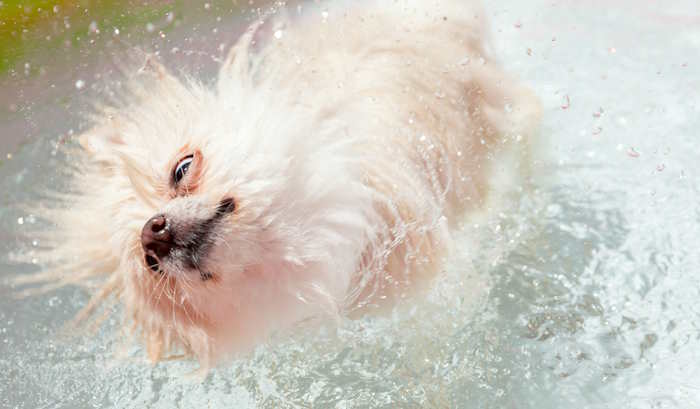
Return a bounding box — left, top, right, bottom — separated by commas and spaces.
141, 215, 174, 272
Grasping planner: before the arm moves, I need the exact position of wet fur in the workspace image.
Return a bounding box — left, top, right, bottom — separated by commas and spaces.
17, 0, 540, 368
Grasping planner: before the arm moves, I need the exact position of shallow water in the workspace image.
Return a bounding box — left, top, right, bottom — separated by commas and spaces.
2, 1, 700, 408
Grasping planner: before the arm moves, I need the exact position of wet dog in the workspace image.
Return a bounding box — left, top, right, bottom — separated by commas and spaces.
22, 0, 540, 367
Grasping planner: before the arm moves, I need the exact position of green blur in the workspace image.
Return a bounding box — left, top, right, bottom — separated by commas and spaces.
0, 1, 183, 76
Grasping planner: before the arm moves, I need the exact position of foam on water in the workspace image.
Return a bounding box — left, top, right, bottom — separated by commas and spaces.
2, 0, 700, 408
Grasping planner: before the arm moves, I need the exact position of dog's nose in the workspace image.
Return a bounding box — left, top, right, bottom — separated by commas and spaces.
141, 215, 174, 272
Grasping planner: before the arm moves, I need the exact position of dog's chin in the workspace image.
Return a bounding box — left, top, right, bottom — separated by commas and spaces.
156, 255, 217, 282
143, 229, 227, 283
135, 251, 225, 336
157, 264, 215, 283
135, 249, 289, 360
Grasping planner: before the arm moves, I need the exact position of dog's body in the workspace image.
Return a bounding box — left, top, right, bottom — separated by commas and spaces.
25, 0, 539, 366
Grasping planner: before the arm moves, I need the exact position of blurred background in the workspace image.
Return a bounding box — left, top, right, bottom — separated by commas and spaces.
0, 0, 265, 160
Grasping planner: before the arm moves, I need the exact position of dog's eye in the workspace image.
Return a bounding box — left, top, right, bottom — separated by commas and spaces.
173, 155, 194, 185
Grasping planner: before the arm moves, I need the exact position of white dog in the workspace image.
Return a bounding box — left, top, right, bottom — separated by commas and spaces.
21, 0, 540, 367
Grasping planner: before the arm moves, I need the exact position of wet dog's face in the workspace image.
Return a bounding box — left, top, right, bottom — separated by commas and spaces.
71, 59, 355, 361
139, 149, 237, 282
65, 49, 374, 362
94, 133, 275, 322
75, 65, 307, 350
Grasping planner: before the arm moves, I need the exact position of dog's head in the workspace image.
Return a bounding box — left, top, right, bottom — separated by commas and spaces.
65, 53, 370, 363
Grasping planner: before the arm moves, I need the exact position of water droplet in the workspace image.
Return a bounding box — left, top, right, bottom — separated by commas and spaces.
113, 27, 120, 35
274, 30, 284, 39
322, 10, 329, 20
204, 3, 211, 10
561, 95, 570, 110
146, 22, 155, 33
32, 239, 39, 247
75, 79, 85, 90
17, 217, 24, 225
88, 21, 99, 35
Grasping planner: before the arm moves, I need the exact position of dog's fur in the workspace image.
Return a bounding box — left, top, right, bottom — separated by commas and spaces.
19, 0, 540, 367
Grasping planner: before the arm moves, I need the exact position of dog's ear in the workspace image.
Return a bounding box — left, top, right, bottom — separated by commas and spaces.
218, 11, 289, 91
79, 54, 173, 158
136, 53, 177, 84
218, 20, 263, 89
78, 122, 123, 158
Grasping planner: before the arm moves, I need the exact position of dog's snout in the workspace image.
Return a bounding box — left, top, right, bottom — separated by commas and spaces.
141, 215, 175, 272
143, 215, 173, 246
146, 215, 168, 234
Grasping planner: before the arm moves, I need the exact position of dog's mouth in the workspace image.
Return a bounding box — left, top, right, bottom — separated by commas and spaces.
142, 198, 235, 281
